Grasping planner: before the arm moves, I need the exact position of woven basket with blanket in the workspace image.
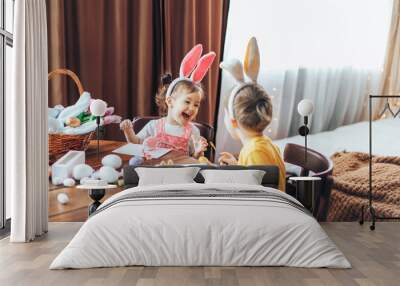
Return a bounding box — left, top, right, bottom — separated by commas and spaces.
327, 152, 400, 221
48, 69, 93, 164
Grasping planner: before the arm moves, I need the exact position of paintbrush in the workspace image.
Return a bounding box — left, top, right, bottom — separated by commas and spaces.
209, 141, 216, 151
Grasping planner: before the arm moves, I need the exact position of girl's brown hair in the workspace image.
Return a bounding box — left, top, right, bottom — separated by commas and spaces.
233, 84, 272, 133
155, 73, 204, 116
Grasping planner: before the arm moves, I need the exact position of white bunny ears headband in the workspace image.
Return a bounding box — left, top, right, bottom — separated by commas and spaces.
220, 37, 260, 120
166, 44, 216, 98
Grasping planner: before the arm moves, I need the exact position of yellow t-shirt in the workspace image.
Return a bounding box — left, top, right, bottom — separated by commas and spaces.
238, 136, 286, 192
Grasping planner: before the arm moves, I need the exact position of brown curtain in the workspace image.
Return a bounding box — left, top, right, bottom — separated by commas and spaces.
47, 0, 229, 140
47, 0, 162, 140
161, 0, 229, 125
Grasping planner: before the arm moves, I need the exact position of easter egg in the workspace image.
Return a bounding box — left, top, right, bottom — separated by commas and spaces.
63, 178, 75, 187
73, 164, 94, 180
52, 177, 64, 185
57, 192, 70, 205
98, 166, 119, 183
66, 117, 81, 127
102, 154, 122, 169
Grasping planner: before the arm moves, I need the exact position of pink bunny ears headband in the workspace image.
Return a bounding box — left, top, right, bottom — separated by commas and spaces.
220, 37, 260, 120
166, 44, 216, 97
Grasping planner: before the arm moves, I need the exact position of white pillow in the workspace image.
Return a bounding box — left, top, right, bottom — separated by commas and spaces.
135, 167, 200, 186
200, 169, 266, 185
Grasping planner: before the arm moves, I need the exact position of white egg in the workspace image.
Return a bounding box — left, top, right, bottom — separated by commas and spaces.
52, 177, 64, 185
57, 192, 70, 205
63, 178, 75, 187
98, 166, 119, 183
101, 154, 122, 169
73, 164, 94, 180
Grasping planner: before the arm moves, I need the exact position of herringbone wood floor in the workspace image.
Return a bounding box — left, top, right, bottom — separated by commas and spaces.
0, 222, 399, 286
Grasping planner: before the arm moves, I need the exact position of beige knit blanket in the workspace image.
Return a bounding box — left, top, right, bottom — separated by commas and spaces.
327, 152, 400, 221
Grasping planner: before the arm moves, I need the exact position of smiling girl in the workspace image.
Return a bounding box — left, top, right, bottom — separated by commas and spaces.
120, 44, 215, 158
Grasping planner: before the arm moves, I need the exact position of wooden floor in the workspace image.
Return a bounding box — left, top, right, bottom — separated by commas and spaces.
49, 185, 122, 221
1, 222, 399, 286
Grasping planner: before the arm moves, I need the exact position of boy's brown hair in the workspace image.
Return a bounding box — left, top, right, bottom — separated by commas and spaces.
155, 74, 204, 116
233, 84, 272, 133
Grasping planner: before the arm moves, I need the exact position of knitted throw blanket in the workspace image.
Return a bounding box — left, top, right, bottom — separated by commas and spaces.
327, 152, 400, 221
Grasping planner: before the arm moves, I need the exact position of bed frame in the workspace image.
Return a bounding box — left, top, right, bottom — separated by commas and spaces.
123, 165, 280, 190
359, 95, 400, 230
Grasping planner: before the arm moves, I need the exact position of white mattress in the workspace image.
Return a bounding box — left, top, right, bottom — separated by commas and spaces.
50, 183, 350, 269
274, 118, 400, 157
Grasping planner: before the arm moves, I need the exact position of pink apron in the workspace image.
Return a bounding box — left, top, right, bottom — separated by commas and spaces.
143, 118, 192, 156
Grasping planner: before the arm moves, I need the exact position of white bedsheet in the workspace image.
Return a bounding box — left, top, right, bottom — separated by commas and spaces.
274, 118, 400, 157
50, 183, 350, 269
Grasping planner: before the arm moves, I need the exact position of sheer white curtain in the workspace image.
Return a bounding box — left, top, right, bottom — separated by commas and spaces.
215, 0, 392, 157
8, 0, 48, 242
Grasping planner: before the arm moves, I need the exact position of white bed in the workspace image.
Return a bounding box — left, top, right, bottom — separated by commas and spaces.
50, 183, 350, 269
274, 118, 400, 157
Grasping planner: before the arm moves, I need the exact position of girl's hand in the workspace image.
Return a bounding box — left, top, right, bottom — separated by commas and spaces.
218, 152, 238, 165
120, 119, 133, 132
120, 119, 140, 144
193, 136, 208, 158
195, 136, 208, 152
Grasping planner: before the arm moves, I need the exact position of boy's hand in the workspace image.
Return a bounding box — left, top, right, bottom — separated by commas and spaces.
120, 119, 140, 144
120, 119, 133, 132
218, 152, 238, 165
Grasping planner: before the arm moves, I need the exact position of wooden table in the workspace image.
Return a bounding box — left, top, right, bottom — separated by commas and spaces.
49, 140, 201, 222
49, 140, 130, 222
142, 150, 199, 165
82, 140, 132, 169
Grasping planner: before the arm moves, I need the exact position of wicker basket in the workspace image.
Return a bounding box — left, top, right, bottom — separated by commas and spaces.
48, 69, 94, 164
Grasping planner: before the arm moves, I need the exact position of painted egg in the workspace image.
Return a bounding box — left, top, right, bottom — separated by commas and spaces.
57, 192, 70, 205
73, 164, 94, 180
102, 154, 122, 169
63, 178, 75, 187
66, 117, 81, 127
